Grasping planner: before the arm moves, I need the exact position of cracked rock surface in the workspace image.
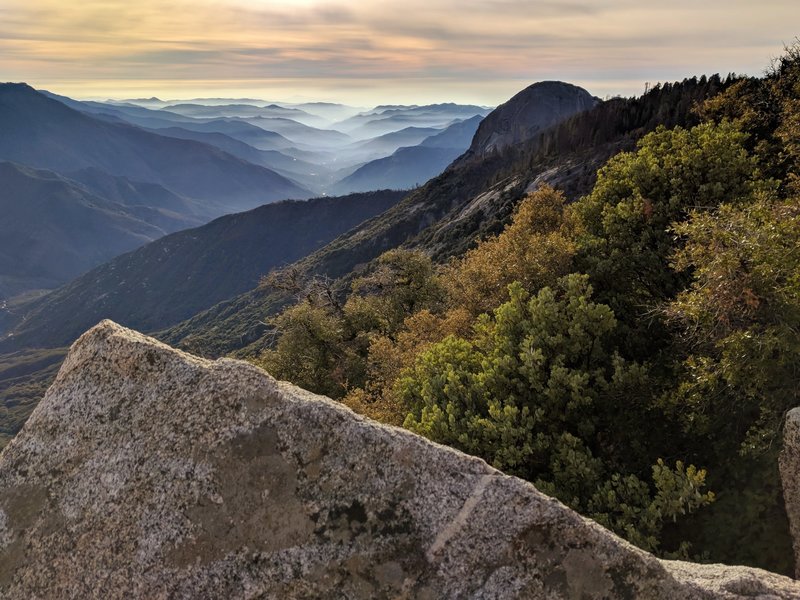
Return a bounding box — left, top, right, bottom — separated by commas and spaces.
1, 320, 799, 599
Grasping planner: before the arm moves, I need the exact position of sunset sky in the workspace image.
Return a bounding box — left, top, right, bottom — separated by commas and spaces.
1, 0, 798, 105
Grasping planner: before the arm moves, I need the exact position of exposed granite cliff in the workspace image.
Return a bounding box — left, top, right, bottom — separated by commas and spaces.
467, 81, 598, 156
1, 321, 798, 598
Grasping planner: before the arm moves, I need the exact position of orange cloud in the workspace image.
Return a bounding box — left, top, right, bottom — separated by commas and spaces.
1, 0, 798, 104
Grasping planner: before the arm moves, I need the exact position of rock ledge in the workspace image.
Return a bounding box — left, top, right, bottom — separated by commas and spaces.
1, 321, 798, 598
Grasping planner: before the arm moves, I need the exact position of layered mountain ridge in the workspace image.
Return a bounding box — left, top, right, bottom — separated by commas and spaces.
331, 115, 485, 194
156, 76, 728, 358
0, 162, 191, 299
0, 83, 310, 214
0, 83, 493, 303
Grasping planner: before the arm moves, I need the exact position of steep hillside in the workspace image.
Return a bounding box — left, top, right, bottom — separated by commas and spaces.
0, 162, 175, 298
0, 84, 310, 215
0, 190, 406, 349
0, 346, 65, 449
65, 167, 206, 230
422, 75, 735, 258
159, 76, 733, 357
419, 115, 484, 148
0, 76, 734, 451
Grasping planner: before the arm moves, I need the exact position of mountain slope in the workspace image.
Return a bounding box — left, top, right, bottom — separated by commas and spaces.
0, 190, 406, 348
232, 116, 352, 148
0, 162, 169, 298
331, 116, 484, 194
420, 115, 484, 148
331, 146, 465, 194
148, 127, 329, 191
65, 167, 206, 231
467, 81, 598, 155
158, 76, 733, 357
0, 83, 310, 216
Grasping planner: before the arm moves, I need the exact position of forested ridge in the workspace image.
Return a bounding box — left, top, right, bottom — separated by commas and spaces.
156, 73, 734, 359
256, 47, 800, 573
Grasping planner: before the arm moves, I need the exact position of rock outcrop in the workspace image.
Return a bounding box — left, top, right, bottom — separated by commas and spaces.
467, 81, 597, 156
781, 407, 800, 578
1, 320, 799, 599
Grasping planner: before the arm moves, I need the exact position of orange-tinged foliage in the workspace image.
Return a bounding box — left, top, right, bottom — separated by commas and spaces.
443, 186, 577, 316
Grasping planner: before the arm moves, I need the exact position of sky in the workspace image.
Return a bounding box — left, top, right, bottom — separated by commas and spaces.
1, 0, 798, 106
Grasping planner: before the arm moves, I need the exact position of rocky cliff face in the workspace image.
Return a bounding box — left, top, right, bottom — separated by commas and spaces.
467, 81, 598, 156
781, 408, 800, 579
1, 321, 798, 599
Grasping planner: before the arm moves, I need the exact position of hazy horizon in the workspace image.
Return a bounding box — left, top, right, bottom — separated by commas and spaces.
2, 0, 798, 106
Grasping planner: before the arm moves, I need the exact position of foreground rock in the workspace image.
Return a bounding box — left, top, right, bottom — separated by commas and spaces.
0, 321, 798, 599
781, 408, 800, 579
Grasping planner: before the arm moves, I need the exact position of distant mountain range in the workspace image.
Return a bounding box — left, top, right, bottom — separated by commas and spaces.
148, 127, 325, 185
332, 115, 485, 194
0, 84, 310, 214
114, 97, 367, 122
159, 102, 329, 127
0, 83, 499, 303
334, 103, 492, 139
37, 88, 493, 194
343, 126, 441, 160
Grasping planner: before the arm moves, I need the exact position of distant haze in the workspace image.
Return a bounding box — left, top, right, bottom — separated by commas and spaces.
2, 0, 798, 104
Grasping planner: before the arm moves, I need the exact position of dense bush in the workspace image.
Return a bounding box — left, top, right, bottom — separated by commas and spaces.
401, 275, 712, 554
